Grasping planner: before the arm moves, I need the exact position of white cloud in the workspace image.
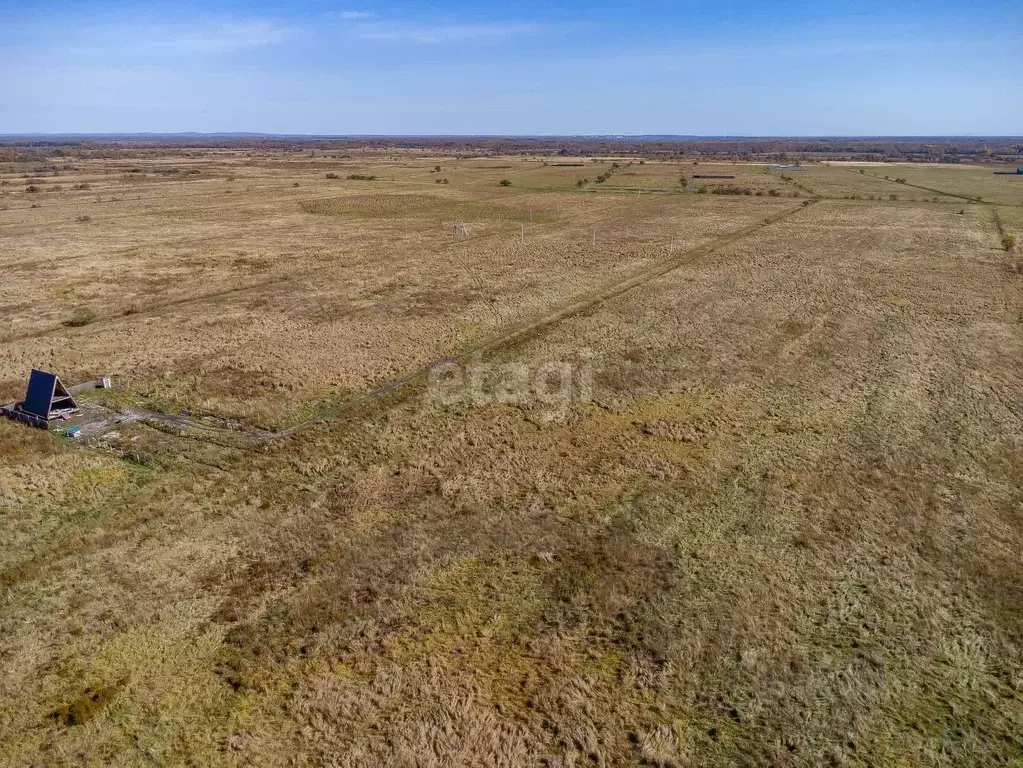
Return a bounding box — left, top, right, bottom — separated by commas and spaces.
63, 19, 294, 57
159, 20, 292, 54
352, 21, 543, 45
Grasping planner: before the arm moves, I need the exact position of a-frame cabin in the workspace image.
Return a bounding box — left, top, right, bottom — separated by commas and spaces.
21, 369, 79, 421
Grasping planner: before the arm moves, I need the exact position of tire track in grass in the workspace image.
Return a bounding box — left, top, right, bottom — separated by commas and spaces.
6, 199, 816, 447
832, 166, 1012, 205
107, 198, 818, 442
0, 200, 817, 590
273, 198, 819, 437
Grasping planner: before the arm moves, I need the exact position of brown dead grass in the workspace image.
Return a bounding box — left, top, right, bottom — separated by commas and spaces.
1, 152, 1022, 766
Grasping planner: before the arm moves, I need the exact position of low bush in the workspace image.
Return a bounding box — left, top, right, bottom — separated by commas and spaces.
63, 308, 97, 327
709, 184, 754, 196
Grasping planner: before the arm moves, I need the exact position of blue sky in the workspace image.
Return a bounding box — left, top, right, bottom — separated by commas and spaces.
2, 0, 1021, 135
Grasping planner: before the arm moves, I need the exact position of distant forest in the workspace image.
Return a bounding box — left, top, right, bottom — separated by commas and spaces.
1, 135, 1021, 164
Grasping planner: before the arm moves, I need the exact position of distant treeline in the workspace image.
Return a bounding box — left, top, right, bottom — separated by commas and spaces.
1, 136, 1021, 164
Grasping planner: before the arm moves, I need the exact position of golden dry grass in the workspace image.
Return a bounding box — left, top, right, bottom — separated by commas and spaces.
1, 150, 1022, 766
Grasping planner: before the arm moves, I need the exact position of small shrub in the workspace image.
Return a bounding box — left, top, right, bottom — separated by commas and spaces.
25, 185, 39, 193
709, 184, 755, 196
890, 194, 899, 201
1002, 234, 1019, 252
72, 182, 90, 190
347, 174, 376, 181
325, 173, 340, 179
499, 179, 512, 187
63, 308, 96, 327
76, 215, 92, 223
293, 182, 300, 187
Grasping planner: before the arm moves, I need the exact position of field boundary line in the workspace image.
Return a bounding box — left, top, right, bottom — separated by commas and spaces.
832, 166, 1009, 204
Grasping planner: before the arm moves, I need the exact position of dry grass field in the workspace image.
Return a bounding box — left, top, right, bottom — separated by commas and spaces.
1, 149, 1022, 766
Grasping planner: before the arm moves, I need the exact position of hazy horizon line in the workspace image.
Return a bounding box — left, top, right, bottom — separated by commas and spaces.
3, 132, 1022, 140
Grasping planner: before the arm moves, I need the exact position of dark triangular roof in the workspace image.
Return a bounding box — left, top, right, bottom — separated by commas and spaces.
22, 369, 78, 419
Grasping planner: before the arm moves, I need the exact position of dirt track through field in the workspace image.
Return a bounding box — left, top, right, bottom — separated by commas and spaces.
112, 199, 817, 443
833, 165, 1019, 206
